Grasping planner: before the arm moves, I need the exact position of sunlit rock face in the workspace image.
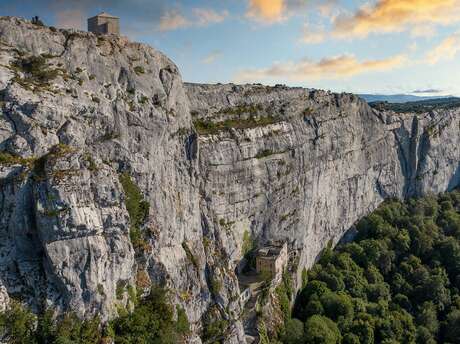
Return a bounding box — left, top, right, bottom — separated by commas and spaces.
186, 82, 460, 278
1, 16, 460, 344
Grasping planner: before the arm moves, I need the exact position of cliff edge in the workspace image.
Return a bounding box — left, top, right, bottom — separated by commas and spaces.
1, 17, 460, 343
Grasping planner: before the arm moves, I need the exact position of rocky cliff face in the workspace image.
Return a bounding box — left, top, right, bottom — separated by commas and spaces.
186, 83, 460, 276
1, 17, 460, 343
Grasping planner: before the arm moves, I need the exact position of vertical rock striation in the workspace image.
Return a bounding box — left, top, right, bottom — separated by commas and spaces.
0, 17, 459, 343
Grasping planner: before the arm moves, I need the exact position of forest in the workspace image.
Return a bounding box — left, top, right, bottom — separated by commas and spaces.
3, 191, 460, 343
280, 190, 460, 344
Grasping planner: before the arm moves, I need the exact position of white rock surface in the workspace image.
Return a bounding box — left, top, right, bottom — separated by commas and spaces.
0, 17, 460, 343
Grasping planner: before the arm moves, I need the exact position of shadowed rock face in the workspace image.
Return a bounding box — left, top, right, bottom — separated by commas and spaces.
1, 16, 460, 343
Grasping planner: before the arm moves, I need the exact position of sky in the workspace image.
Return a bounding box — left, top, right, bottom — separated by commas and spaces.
2, 0, 460, 96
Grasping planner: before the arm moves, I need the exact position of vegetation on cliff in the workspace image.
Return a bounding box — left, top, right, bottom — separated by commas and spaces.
193, 116, 280, 135
281, 190, 460, 343
119, 172, 150, 251
369, 97, 460, 113
0, 287, 189, 343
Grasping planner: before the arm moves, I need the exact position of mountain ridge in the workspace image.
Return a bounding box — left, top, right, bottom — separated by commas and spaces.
1, 17, 460, 343
358, 94, 452, 103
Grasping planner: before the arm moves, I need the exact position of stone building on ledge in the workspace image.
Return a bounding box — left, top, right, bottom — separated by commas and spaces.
237, 242, 289, 308
88, 12, 120, 35
255, 242, 288, 283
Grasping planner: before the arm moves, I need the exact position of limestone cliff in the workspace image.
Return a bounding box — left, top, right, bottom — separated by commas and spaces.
0, 17, 460, 343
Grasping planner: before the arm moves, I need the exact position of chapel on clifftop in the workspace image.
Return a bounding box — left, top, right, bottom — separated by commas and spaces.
87, 12, 120, 35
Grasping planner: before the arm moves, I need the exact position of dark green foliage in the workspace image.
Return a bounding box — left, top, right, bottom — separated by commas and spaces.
193, 115, 279, 135
369, 97, 460, 113
210, 276, 222, 295
0, 301, 36, 343
304, 315, 341, 344
0, 151, 35, 167
0, 287, 188, 343
320, 292, 354, 321
276, 279, 292, 321
255, 149, 274, 159
202, 305, 229, 342
175, 306, 190, 335
111, 287, 182, 344
119, 172, 150, 250
284, 191, 460, 343
116, 280, 127, 300
242, 230, 257, 272
0, 302, 103, 344
83, 153, 98, 171
444, 309, 460, 342
139, 95, 148, 104
182, 241, 199, 269
11, 55, 59, 86
280, 318, 304, 344
302, 268, 308, 289
133, 66, 145, 75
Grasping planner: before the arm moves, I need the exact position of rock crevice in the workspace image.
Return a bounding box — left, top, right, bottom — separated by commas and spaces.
1, 17, 460, 343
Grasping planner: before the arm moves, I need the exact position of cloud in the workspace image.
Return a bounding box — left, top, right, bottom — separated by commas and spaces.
235, 53, 407, 83
412, 89, 444, 94
410, 25, 436, 38
426, 32, 460, 64
158, 10, 189, 31
202, 50, 223, 64
300, 22, 327, 44
246, 0, 285, 23
193, 8, 228, 26
246, 0, 337, 23
333, 0, 460, 39
158, 7, 228, 31
55, 9, 85, 29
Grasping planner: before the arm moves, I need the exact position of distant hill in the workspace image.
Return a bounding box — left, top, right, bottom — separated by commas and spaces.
358, 94, 451, 104
368, 97, 460, 113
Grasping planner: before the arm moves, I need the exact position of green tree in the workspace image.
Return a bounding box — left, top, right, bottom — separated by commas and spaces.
0, 301, 37, 344
444, 309, 460, 343
280, 318, 304, 344
320, 292, 354, 321
304, 315, 341, 344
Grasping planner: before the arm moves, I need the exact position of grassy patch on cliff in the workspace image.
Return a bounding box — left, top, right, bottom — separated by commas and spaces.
0, 151, 35, 167
10, 55, 59, 90
119, 172, 150, 251
193, 116, 279, 135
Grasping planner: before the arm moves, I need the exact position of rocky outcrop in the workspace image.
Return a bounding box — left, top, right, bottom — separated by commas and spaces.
186, 83, 460, 280
0, 17, 460, 343
0, 16, 206, 341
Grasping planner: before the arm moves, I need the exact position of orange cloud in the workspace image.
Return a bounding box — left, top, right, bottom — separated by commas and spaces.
235, 54, 407, 82
333, 0, 460, 38
247, 0, 285, 22
426, 32, 460, 64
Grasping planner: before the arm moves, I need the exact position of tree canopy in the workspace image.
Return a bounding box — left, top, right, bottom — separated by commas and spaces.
286, 191, 460, 343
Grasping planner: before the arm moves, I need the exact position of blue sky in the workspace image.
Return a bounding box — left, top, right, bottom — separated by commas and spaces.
2, 0, 460, 95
